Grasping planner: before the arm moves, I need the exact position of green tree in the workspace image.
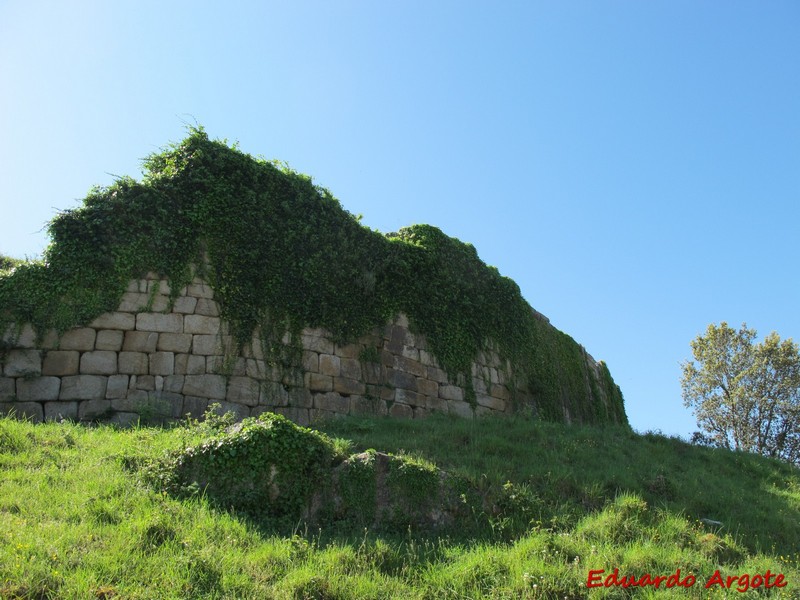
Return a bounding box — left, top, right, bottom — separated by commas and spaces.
681, 322, 800, 465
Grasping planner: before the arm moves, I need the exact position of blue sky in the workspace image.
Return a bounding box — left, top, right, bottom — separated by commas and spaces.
1, 1, 797, 437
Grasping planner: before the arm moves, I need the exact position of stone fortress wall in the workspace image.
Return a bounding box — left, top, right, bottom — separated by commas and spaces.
0, 272, 536, 426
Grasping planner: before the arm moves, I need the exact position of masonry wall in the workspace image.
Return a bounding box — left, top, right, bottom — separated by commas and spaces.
0, 272, 531, 426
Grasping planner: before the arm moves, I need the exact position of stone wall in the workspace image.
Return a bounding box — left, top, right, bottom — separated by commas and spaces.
0, 272, 533, 426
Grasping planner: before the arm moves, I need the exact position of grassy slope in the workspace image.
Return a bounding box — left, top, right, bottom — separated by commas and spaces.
1, 414, 798, 599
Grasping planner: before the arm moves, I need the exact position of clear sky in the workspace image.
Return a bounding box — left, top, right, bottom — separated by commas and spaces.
1, 1, 798, 437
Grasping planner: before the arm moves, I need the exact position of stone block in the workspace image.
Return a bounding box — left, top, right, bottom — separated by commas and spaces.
89, 312, 136, 330
350, 395, 387, 416
184, 315, 221, 335
78, 399, 112, 420
118, 292, 150, 312
149, 352, 175, 376
183, 374, 226, 400
123, 331, 158, 353
340, 357, 362, 380
476, 394, 506, 412
393, 355, 425, 377
362, 362, 383, 385
194, 298, 219, 316
307, 373, 333, 392
389, 403, 413, 419
119, 352, 148, 375
0, 378, 14, 401
3, 349, 42, 377
447, 400, 474, 419
60, 375, 107, 400
229, 358, 251, 377
60, 328, 97, 351
386, 326, 407, 354
225, 376, 259, 406
2, 323, 36, 348
126, 279, 145, 293
246, 359, 267, 379
136, 313, 183, 333
112, 391, 174, 416
183, 396, 209, 418
417, 378, 439, 398
164, 375, 185, 394
379, 349, 395, 367
394, 388, 423, 406
439, 385, 464, 402
302, 351, 319, 373
260, 381, 289, 406
133, 375, 156, 391
287, 386, 313, 408
244, 339, 264, 360
244, 358, 281, 381
147, 279, 172, 295
427, 366, 449, 383
80, 351, 117, 375
106, 375, 129, 399
367, 384, 395, 402
282, 369, 304, 388
16, 377, 60, 401
333, 377, 366, 396
401, 345, 420, 361
206, 356, 223, 373
175, 354, 205, 375
426, 395, 448, 413
334, 343, 361, 359
301, 334, 333, 355
314, 392, 349, 413
44, 401, 78, 421
40, 329, 60, 350
157, 333, 192, 353
172, 296, 198, 314
387, 368, 416, 392
42, 351, 80, 376
109, 412, 141, 427
413, 407, 430, 419
319, 354, 340, 376
95, 330, 124, 351
490, 384, 511, 401
0, 401, 43, 422
187, 282, 214, 299
192, 334, 227, 356
472, 377, 489, 395
419, 349, 437, 367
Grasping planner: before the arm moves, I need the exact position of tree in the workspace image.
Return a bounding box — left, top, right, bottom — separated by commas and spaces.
681, 322, 800, 465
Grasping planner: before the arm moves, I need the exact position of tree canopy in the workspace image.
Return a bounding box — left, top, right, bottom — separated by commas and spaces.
682, 322, 800, 464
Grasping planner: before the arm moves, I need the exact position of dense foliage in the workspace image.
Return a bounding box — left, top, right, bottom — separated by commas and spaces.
682, 322, 800, 465
0, 128, 625, 423
0, 255, 24, 273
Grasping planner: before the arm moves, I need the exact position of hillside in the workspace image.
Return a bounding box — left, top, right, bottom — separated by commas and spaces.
0, 128, 624, 424
1, 413, 798, 598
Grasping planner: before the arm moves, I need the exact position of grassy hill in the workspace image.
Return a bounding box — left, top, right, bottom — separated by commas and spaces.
1, 412, 798, 598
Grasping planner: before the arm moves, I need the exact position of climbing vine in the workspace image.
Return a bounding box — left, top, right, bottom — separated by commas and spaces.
0, 127, 626, 424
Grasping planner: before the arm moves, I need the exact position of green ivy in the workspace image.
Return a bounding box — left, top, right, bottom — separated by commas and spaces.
154, 412, 337, 523
0, 127, 626, 425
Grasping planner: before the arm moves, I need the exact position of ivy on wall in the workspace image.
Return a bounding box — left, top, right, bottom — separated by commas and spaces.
0, 128, 626, 424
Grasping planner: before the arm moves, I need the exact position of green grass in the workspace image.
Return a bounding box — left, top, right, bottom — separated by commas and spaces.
1, 413, 798, 599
